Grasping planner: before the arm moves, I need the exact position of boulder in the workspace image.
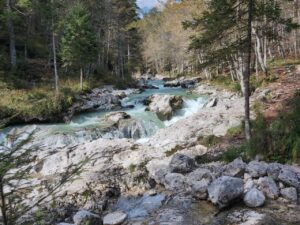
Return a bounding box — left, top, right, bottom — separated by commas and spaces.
186, 168, 213, 199
246, 161, 268, 178
205, 98, 218, 108
208, 176, 244, 209
267, 163, 282, 180
278, 166, 300, 189
243, 188, 266, 208
223, 158, 246, 177
164, 173, 186, 191
146, 94, 183, 121
73, 210, 102, 225
104, 112, 130, 124
103, 211, 127, 225
258, 177, 279, 199
169, 154, 195, 174
280, 187, 298, 202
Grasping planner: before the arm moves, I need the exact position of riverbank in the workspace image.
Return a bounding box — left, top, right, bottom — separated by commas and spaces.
1, 69, 300, 225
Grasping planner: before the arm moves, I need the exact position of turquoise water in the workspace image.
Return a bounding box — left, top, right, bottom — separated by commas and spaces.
0, 80, 207, 144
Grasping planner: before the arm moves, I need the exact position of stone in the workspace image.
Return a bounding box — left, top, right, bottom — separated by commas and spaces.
208, 176, 244, 209
57, 223, 75, 225
267, 163, 282, 180
169, 154, 195, 174
146, 94, 183, 120
244, 188, 266, 208
104, 112, 130, 124
246, 161, 268, 178
213, 210, 277, 225
278, 166, 300, 189
103, 211, 127, 225
73, 210, 102, 225
258, 177, 279, 199
244, 179, 256, 192
205, 98, 218, 108
223, 158, 246, 177
186, 168, 213, 199
280, 187, 298, 202
164, 173, 186, 191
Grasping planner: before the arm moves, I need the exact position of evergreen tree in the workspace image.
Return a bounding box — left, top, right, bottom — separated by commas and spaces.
60, 3, 97, 90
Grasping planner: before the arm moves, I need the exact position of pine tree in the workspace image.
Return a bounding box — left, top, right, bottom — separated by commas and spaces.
60, 2, 97, 90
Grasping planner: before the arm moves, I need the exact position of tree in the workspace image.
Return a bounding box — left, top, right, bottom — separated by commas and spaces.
5, 0, 17, 68
60, 3, 97, 90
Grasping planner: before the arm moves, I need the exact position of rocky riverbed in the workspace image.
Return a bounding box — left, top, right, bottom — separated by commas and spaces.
1, 77, 300, 225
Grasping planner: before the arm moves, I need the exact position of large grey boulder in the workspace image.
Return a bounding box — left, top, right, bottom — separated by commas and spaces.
278, 166, 300, 189
246, 161, 268, 178
280, 187, 298, 202
243, 188, 266, 208
146, 94, 183, 120
258, 177, 279, 199
164, 173, 186, 191
208, 176, 244, 209
73, 210, 102, 225
103, 211, 127, 225
223, 158, 246, 177
267, 163, 282, 180
186, 168, 213, 199
169, 154, 195, 174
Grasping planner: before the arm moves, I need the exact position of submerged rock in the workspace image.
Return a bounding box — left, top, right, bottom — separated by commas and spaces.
208, 176, 244, 209
146, 94, 183, 121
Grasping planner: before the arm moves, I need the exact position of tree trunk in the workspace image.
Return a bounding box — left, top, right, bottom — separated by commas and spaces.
80, 68, 83, 91
6, 0, 17, 68
52, 30, 59, 95
0, 178, 8, 225
244, 0, 254, 141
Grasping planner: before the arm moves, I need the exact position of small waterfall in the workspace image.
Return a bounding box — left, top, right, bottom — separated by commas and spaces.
164, 97, 207, 127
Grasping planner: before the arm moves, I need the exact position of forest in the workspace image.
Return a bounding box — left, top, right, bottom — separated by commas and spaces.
1, 1, 300, 225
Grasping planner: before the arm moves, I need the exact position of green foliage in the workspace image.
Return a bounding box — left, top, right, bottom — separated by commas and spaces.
199, 135, 222, 147
60, 3, 97, 69
222, 92, 300, 163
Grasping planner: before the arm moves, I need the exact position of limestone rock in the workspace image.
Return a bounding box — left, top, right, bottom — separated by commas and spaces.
280, 187, 298, 202
244, 188, 266, 208
73, 210, 102, 225
103, 211, 127, 225
164, 173, 186, 191
258, 177, 279, 199
278, 166, 300, 189
223, 158, 246, 177
146, 94, 183, 121
169, 154, 195, 174
208, 176, 244, 209
246, 161, 268, 178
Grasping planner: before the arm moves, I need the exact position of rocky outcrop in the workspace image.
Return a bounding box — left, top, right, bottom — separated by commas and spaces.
146, 94, 183, 120
164, 76, 201, 88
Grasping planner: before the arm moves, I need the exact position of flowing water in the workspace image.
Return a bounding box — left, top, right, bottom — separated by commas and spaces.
0, 80, 208, 145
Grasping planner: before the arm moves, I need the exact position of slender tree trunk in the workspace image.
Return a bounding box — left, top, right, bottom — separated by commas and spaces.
80, 68, 83, 91
52, 30, 59, 95
6, 0, 17, 68
244, 0, 254, 141
0, 178, 8, 225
